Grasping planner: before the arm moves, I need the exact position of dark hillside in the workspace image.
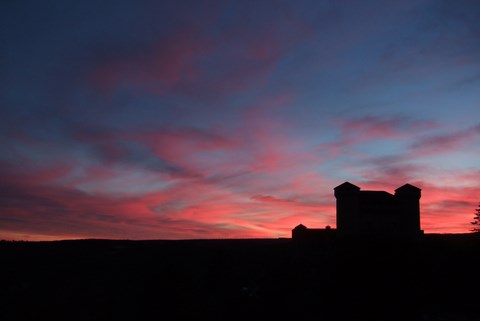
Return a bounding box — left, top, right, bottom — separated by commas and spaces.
1, 235, 479, 321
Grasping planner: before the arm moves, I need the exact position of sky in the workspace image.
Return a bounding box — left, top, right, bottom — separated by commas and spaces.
1, 0, 479, 240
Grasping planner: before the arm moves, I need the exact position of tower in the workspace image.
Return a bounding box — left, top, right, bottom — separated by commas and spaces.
334, 182, 360, 237
394, 184, 421, 236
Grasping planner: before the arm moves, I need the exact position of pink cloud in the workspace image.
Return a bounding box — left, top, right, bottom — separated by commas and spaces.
1, 100, 340, 240
410, 123, 480, 156
420, 182, 479, 233
88, 9, 313, 100
340, 115, 437, 142
319, 116, 437, 159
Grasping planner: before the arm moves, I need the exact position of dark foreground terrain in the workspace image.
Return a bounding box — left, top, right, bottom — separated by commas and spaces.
1, 234, 479, 321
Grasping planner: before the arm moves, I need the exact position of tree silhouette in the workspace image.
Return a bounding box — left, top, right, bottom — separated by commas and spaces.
471, 202, 480, 232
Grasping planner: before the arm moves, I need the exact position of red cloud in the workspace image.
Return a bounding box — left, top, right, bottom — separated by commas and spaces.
91, 28, 213, 94
355, 174, 479, 234
420, 182, 479, 233
251, 195, 296, 203
2, 109, 475, 240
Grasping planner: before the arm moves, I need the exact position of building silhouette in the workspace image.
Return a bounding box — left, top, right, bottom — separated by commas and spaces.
291, 224, 336, 241
293, 182, 423, 239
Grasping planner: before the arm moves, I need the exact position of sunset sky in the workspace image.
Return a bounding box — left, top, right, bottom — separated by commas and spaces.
1, 0, 479, 240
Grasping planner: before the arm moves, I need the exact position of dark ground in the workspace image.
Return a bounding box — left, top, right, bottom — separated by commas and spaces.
1, 234, 479, 321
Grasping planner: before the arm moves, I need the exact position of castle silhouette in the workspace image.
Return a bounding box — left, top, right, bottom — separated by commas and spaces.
293, 182, 423, 239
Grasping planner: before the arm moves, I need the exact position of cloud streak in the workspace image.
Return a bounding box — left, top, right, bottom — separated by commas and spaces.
410, 123, 480, 156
